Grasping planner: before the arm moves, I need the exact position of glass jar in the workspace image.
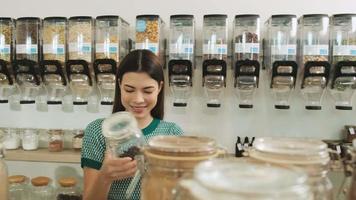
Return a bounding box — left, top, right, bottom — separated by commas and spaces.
31, 176, 54, 200
141, 135, 222, 200
55, 177, 82, 200
15, 17, 40, 62
42, 17, 67, 64
3, 128, 20, 150
249, 137, 333, 200
22, 128, 39, 151
0, 132, 9, 200
0, 17, 13, 62
174, 158, 312, 200
72, 130, 84, 151
8, 175, 30, 200
48, 129, 64, 152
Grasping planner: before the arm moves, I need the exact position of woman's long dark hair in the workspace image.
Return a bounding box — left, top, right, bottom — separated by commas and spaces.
112, 49, 164, 119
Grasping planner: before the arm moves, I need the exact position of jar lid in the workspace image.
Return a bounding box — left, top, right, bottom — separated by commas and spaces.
147, 135, 217, 156
102, 112, 140, 140
192, 159, 310, 198
58, 177, 77, 187
8, 175, 27, 184
31, 176, 51, 186
250, 137, 330, 164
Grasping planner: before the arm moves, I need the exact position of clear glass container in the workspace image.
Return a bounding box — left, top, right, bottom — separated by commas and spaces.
72, 129, 84, 151
202, 15, 228, 61
31, 176, 54, 200
15, 17, 40, 62
3, 128, 20, 150
174, 158, 312, 200
0, 131, 9, 200
48, 129, 64, 152
95, 15, 129, 62
68, 16, 93, 63
135, 15, 165, 66
93, 59, 116, 105
42, 17, 67, 64
55, 177, 82, 200
249, 137, 333, 200
8, 175, 30, 200
330, 14, 356, 110
0, 18, 13, 62
21, 128, 39, 151
141, 135, 222, 200
299, 14, 330, 110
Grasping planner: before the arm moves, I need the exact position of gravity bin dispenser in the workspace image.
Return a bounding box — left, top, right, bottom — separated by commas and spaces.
329, 14, 356, 110
233, 15, 260, 108
264, 15, 298, 109
299, 14, 330, 110
168, 15, 195, 107
202, 15, 228, 108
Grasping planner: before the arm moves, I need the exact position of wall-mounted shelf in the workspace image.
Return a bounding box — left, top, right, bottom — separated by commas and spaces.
5, 148, 81, 163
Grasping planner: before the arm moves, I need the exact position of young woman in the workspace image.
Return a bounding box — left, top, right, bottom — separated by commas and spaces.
81, 49, 183, 200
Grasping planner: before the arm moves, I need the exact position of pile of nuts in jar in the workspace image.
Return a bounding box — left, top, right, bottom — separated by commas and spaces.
303, 55, 328, 63
235, 32, 259, 61
136, 20, 159, 43
42, 24, 66, 63
0, 24, 12, 62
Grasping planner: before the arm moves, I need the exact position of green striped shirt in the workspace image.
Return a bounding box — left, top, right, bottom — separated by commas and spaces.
81, 118, 183, 200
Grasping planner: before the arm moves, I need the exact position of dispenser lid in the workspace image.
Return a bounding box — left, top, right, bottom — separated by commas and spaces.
191, 159, 310, 198
102, 111, 140, 140
147, 135, 217, 155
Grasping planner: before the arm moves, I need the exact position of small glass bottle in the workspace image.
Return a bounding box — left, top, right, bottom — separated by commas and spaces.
56, 177, 82, 200
72, 130, 84, 151
8, 175, 30, 200
31, 176, 54, 200
3, 128, 20, 150
48, 129, 64, 152
22, 129, 39, 151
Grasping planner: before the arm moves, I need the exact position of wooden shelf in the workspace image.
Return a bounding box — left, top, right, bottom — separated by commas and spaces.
5, 148, 81, 163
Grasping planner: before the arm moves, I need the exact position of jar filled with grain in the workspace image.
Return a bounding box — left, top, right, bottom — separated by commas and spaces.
15, 17, 40, 62
0, 17, 14, 62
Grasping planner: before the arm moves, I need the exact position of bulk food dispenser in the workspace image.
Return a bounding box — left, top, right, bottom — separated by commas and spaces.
15, 17, 40, 62
233, 15, 260, 108
135, 15, 166, 67
330, 14, 356, 110
66, 16, 94, 106
299, 14, 330, 110
0, 18, 14, 104
94, 15, 129, 105
168, 15, 195, 107
202, 15, 228, 107
263, 15, 298, 109
41, 17, 68, 106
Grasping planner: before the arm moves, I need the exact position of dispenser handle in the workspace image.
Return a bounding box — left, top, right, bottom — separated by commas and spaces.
13, 59, 41, 86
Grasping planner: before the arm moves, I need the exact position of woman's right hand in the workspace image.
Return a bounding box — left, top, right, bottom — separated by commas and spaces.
99, 151, 138, 184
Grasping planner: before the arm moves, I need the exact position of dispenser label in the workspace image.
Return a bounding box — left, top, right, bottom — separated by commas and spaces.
169, 43, 194, 54
96, 43, 119, 54
333, 45, 356, 56
203, 44, 228, 55
69, 43, 92, 53
135, 42, 159, 55
271, 45, 296, 55
136, 20, 147, 32
43, 44, 65, 54
235, 43, 260, 54
16, 44, 38, 54
303, 45, 329, 56
0, 44, 10, 54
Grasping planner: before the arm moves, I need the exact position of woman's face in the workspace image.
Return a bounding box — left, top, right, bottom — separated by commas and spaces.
120, 72, 162, 120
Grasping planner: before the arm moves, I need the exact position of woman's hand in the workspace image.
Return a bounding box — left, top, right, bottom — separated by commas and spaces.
99, 151, 138, 184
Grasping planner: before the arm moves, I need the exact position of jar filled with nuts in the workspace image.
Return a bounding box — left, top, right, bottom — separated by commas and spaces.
233, 15, 260, 63
42, 17, 67, 64
48, 129, 64, 152
68, 16, 93, 63
202, 15, 228, 62
0, 18, 13, 62
15, 17, 40, 62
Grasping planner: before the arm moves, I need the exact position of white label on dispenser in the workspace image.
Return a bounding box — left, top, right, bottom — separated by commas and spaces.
16, 44, 38, 54
333, 45, 356, 56
69, 43, 92, 53
96, 43, 119, 54
135, 43, 159, 54
43, 44, 65, 54
271, 45, 296, 55
0, 44, 10, 54
303, 45, 329, 56
169, 43, 194, 54
203, 44, 228, 55
235, 43, 260, 54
